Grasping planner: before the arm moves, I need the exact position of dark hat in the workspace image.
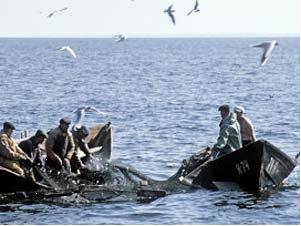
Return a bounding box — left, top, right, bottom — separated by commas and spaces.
59, 117, 71, 125
3, 122, 15, 130
218, 104, 230, 112
80, 126, 90, 136
35, 129, 48, 139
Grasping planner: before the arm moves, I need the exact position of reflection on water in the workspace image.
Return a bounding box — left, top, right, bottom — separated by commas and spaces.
213, 184, 300, 210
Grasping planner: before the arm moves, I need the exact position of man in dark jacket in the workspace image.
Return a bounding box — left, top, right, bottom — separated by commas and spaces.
45, 117, 75, 172
19, 129, 48, 167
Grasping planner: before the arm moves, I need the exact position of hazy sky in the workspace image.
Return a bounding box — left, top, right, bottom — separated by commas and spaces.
0, 0, 299, 37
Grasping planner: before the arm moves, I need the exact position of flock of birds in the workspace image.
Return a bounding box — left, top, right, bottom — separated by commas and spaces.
45, 2, 281, 126
163, 0, 200, 25
49, 2, 278, 66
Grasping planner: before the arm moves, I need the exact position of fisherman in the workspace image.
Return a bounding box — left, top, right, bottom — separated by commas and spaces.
0, 122, 33, 177
19, 129, 48, 167
211, 104, 242, 158
45, 117, 75, 173
70, 125, 93, 173
234, 106, 256, 146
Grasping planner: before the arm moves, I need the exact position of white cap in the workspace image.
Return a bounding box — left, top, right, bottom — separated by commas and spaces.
234, 106, 245, 113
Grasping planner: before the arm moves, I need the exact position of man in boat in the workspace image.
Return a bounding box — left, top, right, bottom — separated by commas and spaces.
70, 125, 93, 173
45, 117, 75, 173
0, 122, 33, 177
234, 106, 256, 146
211, 104, 242, 158
18, 129, 48, 167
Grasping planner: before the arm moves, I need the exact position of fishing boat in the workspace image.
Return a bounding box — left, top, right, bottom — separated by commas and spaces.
0, 125, 298, 203
177, 139, 299, 192
0, 122, 113, 194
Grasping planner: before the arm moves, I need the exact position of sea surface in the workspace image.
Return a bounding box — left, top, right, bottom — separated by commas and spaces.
0, 38, 299, 225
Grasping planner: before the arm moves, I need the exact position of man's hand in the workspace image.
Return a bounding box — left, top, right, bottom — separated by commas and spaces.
63, 158, 71, 173
20, 158, 33, 168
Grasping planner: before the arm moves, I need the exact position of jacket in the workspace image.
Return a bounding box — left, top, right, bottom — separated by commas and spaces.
45, 127, 75, 162
213, 113, 242, 154
19, 136, 43, 165
0, 131, 27, 166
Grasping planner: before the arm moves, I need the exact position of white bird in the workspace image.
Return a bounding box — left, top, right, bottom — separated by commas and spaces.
164, 5, 176, 25
252, 40, 278, 66
73, 106, 107, 127
47, 7, 68, 18
187, 0, 200, 16
59, 46, 77, 58
114, 34, 127, 42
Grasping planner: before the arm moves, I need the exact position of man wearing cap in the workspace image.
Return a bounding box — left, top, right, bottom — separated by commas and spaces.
212, 105, 242, 158
19, 129, 48, 167
234, 106, 256, 146
71, 125, 93, 173
45, 117, 75, 172
0, 122, 31, 176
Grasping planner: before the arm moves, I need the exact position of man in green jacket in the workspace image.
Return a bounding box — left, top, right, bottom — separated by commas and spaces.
212, 104, 242, 158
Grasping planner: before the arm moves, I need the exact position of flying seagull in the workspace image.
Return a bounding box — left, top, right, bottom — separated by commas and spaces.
187, 0, 200, 16
114, 34, 127, 42
47, 7, 68, 18
73, 106, 107, 127
164, 5, 176, 25
59, 46, 77, 58
252, 40, 278, 66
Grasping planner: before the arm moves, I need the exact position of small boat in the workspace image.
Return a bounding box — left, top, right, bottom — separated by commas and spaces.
0, 128, 298, 203
0, 122, 113, 194
178, 139, 298, 192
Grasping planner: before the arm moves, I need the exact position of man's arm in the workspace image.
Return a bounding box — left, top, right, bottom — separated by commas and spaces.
245, 118, 256, 142
213, 126, 230, 150
78, 139, 91, 157
0, 135, 27, 161
18, 140, 33, 159
65, 133, 75, 160
45, 132, 62, 166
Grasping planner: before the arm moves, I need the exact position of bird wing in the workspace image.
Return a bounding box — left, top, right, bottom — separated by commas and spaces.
168, 5, 173, 11
47, 8, 67, 18
194, 0, 199, 10
168, 12, 176, 25
58, 7, 68, 12
47, 12, 54, 18
187, 9, 194, 16
74, 108, 85, 125
66, 46, 77, 58
86, 106, 107, 116
261, 42, 276, 65
59, 46, 67, 51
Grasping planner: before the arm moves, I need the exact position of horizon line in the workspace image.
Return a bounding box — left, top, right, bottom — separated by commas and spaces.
0, 35, 300, 39
0, 33, 299, 39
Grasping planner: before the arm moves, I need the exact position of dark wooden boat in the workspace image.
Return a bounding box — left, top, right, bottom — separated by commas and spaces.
0, 131, 298, 203
0, 122, 112, 194
179, 139, 298, 192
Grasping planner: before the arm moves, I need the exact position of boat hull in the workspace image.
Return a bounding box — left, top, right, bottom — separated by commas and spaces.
185, 140, 296, 191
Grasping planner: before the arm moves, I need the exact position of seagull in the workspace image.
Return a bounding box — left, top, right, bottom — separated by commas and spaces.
59, 46, 77, 58
47, 7, 68, 18
114, 34, 127, 42
164, 5, 176, 25
187, 0, 200, 16
73, 106, 107, 127
252, 40, 278, 66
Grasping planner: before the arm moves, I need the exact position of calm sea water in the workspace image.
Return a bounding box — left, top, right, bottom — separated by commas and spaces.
0, 38, 299, 224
